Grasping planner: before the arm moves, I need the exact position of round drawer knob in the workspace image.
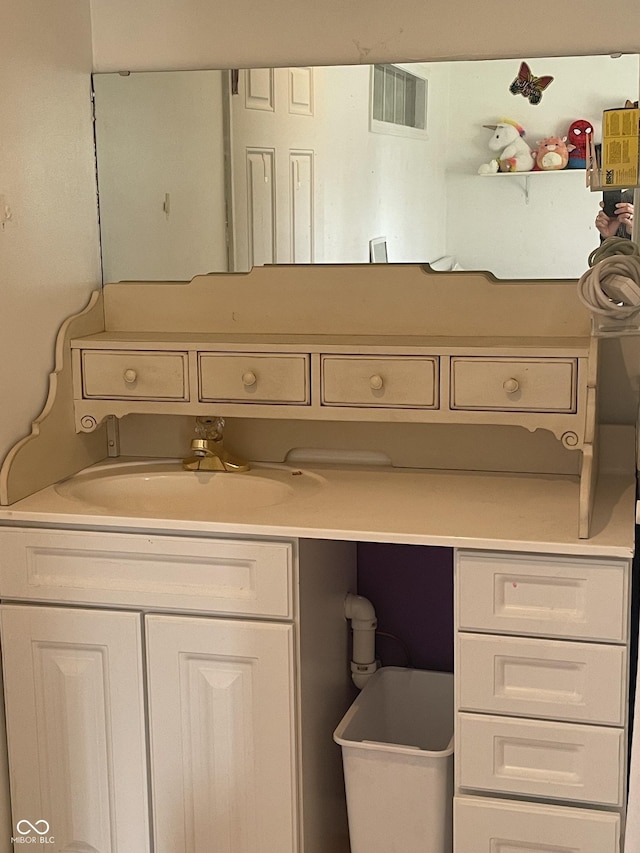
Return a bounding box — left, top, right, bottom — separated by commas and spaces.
369, 374, 384, 390
123, 369, 137, 384
503, 378, 519, 394
242, 371, 257, 387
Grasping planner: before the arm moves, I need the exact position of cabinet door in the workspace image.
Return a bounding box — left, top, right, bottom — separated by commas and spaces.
145, 614, 297, 853
0, 604, 149, 852
454, 795, 621, 853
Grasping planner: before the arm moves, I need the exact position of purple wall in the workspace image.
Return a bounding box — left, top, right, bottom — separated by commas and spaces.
357, 543, 454, 672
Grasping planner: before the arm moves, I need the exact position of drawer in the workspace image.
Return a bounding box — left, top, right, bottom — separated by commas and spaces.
454, 795, 621, 853
321, 355, 438, 408
0, 528, 293, 618
450, 356, 577, 412
456, 550, 629, 642
457, 712, 625, 805
199, 353, 309, 404
458, 633, 626, 725
81, 350, 188, 400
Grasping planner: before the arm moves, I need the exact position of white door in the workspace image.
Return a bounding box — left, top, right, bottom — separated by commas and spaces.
0, 604, 150, 852
145, 613, 297, 853
229, 67, 318, 270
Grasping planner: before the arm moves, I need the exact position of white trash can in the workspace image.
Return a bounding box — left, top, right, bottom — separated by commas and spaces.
333, 666, 454, 853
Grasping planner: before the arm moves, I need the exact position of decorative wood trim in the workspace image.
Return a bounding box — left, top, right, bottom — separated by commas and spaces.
0, 291, 107, 505
102, 265, 592, 338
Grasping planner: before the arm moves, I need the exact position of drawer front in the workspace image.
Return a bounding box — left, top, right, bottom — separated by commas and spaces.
0, 529, 293, 618
457, 712, 624, 805
450, 357, 577, 412
199, 353, 309, 404
456, 550, 628, 642
81, 350, 188, 400
454, 795, 621, 853
321, 355, 438, 408
458, 633, 626, 725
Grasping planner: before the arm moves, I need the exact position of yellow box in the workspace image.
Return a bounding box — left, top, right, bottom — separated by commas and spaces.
601, 107, 639, 187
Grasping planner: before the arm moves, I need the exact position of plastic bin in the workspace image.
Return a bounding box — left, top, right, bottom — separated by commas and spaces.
333, 666, 454, 853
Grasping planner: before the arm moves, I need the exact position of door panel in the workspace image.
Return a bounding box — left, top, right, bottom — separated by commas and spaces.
0, 604, 149, 853
230, 68, 319, 270
146, 614, 297, 853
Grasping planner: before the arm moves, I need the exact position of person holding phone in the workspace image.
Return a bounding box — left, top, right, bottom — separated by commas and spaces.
595, 188, 634, 239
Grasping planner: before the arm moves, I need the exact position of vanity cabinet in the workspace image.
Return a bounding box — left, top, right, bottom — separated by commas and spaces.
0, 267, 633, 851
454, 549, 632, 852
0, 528, 356, 853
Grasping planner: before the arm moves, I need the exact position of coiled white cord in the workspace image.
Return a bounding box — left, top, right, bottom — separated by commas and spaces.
578, 237, 640, 319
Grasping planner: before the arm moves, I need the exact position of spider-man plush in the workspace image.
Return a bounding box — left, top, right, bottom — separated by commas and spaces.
566, 119, 594, 169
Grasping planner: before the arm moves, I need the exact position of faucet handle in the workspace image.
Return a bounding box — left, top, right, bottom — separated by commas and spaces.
194, 416, 225, 441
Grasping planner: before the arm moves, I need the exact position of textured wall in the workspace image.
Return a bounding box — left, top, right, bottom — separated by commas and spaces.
0, 1, 101, 465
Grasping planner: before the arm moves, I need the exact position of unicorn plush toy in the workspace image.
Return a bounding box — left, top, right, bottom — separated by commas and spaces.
478, 119, 534, 174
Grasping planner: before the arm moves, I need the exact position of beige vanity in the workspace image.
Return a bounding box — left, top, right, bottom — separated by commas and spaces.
0, 264, 635, 853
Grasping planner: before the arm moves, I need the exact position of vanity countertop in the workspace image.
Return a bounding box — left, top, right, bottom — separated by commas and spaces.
0, 458, 634, 558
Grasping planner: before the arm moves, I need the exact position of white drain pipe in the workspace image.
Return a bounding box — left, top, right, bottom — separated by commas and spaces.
345, 593, 379, 689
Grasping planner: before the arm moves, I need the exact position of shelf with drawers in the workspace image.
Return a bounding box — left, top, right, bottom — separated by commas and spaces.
70, 334, 593, 441
454, 548, 632, 851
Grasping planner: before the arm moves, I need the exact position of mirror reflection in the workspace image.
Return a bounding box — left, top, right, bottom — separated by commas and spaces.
93, 54, 639, 282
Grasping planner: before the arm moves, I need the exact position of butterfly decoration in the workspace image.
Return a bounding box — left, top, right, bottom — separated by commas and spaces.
509, 61, 554, 105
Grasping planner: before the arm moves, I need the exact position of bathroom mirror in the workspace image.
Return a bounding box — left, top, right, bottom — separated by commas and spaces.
93, 53, 639, 283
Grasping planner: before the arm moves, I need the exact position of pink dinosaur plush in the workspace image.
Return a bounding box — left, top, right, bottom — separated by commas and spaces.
534, 136, 575, 171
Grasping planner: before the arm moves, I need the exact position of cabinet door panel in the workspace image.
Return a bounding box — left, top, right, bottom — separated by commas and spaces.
0, 604, 149, 853
146, 614, 297, 853
458, 632, 626, 725
454, 795, 621, 853
0, 528, 293, 617
457, 712, 625, 806
456, 550, 629, 642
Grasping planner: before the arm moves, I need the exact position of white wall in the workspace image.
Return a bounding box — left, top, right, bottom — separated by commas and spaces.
318, 63, 450, 265
89, 0, 640, 72
94, 71, 228, 281
0, 0, 101, 464
0, 3, 101, 845
445, 54, 639, 278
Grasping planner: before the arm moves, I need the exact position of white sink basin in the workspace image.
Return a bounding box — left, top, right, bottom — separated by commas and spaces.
54, 460, 325, 518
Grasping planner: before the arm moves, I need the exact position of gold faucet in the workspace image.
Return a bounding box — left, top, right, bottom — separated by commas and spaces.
183, 417, 250, 472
